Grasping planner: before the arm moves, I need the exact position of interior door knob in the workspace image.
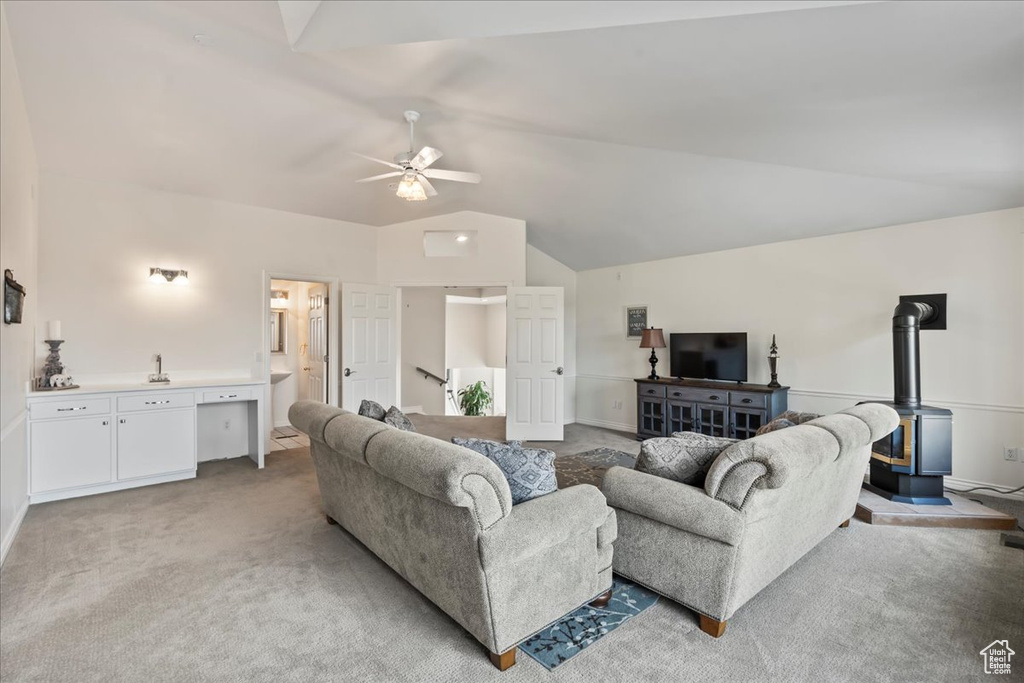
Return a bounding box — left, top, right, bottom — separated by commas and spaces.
552, 367, 564, 375
344, 368, 355, 377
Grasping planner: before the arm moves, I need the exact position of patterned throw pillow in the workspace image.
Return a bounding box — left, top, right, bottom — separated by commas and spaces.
636, 432, 739, 486
754, 418, 796, 436
384, 406, 416, 432
358, 399, 386, 421
776, 410, 820, 425
452, 438, 556, 504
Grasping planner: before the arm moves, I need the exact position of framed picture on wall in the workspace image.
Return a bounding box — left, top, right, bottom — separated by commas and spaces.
625, 305, 648, 339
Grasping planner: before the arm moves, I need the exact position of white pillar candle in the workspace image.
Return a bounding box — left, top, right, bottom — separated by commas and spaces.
48, 320, 61, 340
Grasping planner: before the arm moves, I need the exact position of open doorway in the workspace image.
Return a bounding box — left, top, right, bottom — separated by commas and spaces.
400, 286, 506, 417
266, 276, 334, 451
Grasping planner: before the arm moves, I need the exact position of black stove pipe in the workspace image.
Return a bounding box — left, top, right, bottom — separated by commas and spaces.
892, 301, 934, 406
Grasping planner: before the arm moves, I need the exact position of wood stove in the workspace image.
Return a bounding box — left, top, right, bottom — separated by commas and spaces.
863, 295, 953, 505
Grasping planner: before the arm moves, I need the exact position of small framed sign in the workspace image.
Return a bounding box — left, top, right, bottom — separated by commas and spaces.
625, 305, 648, 339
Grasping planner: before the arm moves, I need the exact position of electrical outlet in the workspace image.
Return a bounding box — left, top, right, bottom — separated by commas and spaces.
611, 400, 623, 411
224, 420, 232, 431
1006, 446, 1019, 462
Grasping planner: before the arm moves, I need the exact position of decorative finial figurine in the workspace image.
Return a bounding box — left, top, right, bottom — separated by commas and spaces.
767, 334, 781, 388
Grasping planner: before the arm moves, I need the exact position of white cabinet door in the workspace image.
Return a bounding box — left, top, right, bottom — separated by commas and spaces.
506, 287, 565, 441
117, 409, 196, 480
341, 283, 397, 412
31, 417, 113, 493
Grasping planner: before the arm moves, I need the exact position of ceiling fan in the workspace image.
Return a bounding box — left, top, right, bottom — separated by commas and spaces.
354, 111, 481, 201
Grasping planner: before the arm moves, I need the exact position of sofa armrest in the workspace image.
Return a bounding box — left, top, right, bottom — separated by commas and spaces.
478, 485, 610, 569
602, 466, 744, 546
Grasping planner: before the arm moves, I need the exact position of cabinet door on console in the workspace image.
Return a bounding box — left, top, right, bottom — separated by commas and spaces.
696, 404, 729, 438
637, 396, 665, 439
731, 407, 767, 440
31, 417, 113, 493
666, 400, 697, 435
117, 409, 196, 480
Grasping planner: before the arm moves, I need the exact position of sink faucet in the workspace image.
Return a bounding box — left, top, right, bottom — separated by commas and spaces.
148, 353, 170, 383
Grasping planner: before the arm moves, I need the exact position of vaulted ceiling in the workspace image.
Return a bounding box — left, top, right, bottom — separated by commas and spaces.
5, 1, 1022, 269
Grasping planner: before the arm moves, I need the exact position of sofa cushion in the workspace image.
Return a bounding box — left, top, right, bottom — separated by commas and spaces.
384, 405, 416, 432
636, 433, 738, 486
754, 417, 796, 436
358, 399, 386, 421
453, 438, 557, 505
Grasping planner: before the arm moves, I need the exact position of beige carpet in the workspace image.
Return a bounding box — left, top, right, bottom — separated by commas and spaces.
1, 423, 1021, 682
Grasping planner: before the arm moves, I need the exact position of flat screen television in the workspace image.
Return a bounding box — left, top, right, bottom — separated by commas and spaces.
669, 333, 748, 382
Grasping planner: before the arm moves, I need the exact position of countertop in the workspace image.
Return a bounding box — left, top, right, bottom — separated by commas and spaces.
27, 377, 266, 399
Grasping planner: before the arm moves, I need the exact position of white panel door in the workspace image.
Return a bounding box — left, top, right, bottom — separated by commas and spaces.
307, 284, 328, 403
341, 283, 397, 412
117, 409, 196, 480
30, 417, 113, 493
506, 287, 564, 441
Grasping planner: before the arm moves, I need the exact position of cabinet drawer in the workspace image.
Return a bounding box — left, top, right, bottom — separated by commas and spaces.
690, 388, 728, 405
117, 392, 196, 412
30, 397, 111, 420
637, 383, 666, 398
731, 391, 768, 409
201, 388, 254, 404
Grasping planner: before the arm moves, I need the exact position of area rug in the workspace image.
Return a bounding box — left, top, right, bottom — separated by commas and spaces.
519, 578, 658, 670
555, 447, 636, 489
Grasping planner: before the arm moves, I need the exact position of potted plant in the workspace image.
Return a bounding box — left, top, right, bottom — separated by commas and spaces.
458, 381, 493, 416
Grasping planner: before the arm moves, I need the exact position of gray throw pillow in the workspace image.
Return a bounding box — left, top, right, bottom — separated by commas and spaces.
452, 438, 556, 504
776, 410, 820, 425
755, 417, 796, 436
358, 399, 386, 421
384, 406, 416, 432
637, 432, 739, 486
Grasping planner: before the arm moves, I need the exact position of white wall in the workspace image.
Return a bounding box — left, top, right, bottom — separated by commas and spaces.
377, 211, 526, 287
576, 208, 1024, 493
0, 3, 38, 564
400, 287, 447, 414
526, 245, 577, 423
35, 174, 377, 383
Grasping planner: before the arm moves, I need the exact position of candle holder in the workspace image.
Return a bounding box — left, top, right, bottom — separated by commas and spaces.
767, 334, 781, 388
36, 340, 79, 390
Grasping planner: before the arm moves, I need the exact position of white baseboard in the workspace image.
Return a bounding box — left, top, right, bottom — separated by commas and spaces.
575, 417, 636, 435
944, 476, 1024, 501
0, 499, 29, 567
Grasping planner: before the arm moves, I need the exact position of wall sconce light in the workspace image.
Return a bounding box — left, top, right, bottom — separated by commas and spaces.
149, 267, 189, 285
270, 290, 289, 309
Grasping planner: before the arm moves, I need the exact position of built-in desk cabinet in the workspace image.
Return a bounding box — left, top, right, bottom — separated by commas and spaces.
636, 378, 788, 440
27, 381, 264, 503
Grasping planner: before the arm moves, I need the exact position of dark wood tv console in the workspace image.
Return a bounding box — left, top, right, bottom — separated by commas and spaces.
635, 378, 789, 440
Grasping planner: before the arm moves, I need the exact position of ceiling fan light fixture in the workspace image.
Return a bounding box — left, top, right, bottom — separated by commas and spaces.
396, 175, 428, 201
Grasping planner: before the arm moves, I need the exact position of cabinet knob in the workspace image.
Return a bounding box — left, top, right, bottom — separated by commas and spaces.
710, 395, 720, 401
742, 398, 752, 404
119, 419, 126, 424
102, 420, 108, 426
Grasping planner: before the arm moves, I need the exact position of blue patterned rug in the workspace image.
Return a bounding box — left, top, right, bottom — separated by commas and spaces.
519, 578, 658, 670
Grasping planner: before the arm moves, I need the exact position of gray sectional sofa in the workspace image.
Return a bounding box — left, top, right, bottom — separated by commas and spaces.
602, 403, 899, 637
289, 401, 617, 671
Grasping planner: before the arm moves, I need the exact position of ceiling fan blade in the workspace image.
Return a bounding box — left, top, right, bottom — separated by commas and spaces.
351, 152, 404, 170
411, 146, 443, 170
355, 171, 403, 183
421, 168, 481, 184
417, 175, 438, 197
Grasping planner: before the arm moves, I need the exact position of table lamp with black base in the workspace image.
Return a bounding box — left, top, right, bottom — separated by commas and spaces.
640, 327, 667, 380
